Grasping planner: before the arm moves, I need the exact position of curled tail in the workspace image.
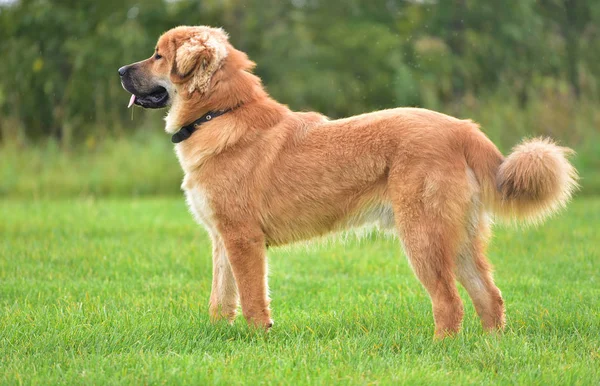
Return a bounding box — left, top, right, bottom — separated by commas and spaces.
463, 127, 579, 224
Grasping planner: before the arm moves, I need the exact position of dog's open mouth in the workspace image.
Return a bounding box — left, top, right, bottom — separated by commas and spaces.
128, 86, 169, 109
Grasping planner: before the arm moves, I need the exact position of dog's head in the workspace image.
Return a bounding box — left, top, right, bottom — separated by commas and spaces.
118, 26, 231, 110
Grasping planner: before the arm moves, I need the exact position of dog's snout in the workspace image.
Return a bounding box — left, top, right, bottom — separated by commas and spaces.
118, 66, 128, 77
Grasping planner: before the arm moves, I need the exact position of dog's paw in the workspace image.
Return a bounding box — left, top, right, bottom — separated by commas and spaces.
209, 304, 238, 324
243, 309, 273, 331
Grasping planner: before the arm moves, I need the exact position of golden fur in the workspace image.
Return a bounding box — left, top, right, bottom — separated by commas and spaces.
120, 26, 578, 338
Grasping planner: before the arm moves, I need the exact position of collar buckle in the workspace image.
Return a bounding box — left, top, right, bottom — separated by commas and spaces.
171, 109, 231, 144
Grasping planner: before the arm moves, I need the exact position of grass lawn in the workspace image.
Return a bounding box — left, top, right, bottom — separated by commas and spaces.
1, 197, 598, 385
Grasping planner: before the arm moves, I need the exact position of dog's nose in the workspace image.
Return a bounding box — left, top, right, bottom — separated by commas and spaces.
118, 66, 128, 77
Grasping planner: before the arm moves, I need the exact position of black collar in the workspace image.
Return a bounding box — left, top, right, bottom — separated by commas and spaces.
171, 109, 232, 144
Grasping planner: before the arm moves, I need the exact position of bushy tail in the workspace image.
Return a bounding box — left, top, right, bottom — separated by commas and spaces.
464, 129, 579, 225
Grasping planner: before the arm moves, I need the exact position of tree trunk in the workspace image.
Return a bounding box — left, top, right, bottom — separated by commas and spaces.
564, 0, 581, 98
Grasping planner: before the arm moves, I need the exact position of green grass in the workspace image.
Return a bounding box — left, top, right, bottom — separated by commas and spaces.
1, 198, 598, 385
0, 133, 183, 198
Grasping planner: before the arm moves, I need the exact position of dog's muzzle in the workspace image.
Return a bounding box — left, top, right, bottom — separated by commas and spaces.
119, 65, 170, 109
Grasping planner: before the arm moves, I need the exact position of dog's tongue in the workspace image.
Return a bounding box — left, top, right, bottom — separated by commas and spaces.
127, 94, 136, 108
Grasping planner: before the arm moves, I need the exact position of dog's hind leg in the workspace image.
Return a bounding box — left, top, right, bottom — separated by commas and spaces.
209, 236, 240, 323
455, 211, 505, 332
393, 194, 466, 338
390, 164, 479, 338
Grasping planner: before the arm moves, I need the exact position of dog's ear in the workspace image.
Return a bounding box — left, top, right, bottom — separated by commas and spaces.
170, 40, 212, 84
170, 31, 228, 95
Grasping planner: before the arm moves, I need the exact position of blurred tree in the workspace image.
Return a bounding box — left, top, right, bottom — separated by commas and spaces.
539, 0, 596, 98
0, 0, 598, 144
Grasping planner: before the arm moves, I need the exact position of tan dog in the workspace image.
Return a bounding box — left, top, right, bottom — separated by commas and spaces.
119, 26, 578, 338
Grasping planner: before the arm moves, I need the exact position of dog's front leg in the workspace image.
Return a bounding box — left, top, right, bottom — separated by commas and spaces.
221, 229, 272, 330
209, 237, 239, 323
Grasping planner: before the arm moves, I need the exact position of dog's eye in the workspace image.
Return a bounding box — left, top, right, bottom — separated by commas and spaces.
154, 53, 162, 60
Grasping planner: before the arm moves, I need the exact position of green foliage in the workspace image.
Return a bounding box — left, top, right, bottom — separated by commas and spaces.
1, 0, 599, 142
2, 94, 598, 197
1, 198, 599, 383
0, 0, 598, 195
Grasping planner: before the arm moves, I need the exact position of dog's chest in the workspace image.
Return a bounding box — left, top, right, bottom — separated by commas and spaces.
183, 178, 218, 235
176, 147, 220, 234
